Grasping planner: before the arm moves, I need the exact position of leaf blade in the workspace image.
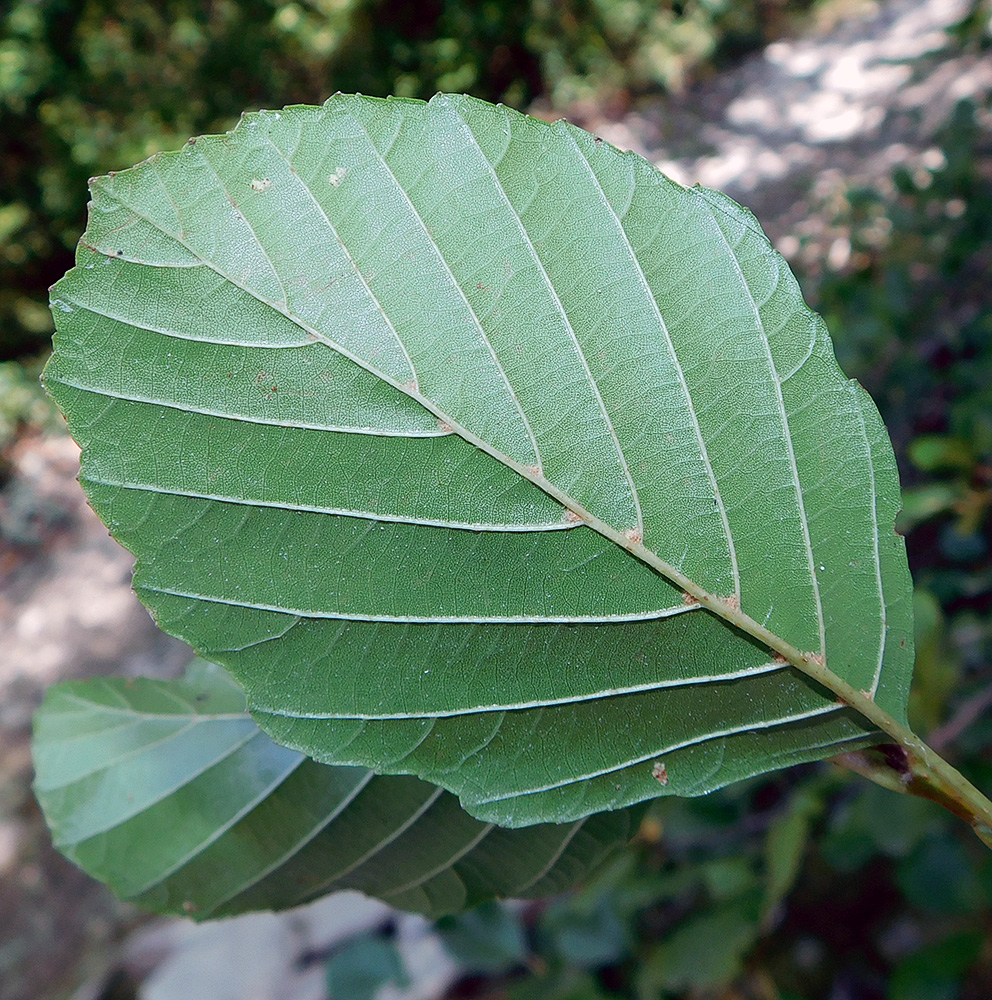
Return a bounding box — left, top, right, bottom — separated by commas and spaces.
32, 662, 637, 918
45, 93, 914, 826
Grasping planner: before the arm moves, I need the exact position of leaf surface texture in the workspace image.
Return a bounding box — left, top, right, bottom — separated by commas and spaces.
32, 661, 634, 918
45, 94, 914, 825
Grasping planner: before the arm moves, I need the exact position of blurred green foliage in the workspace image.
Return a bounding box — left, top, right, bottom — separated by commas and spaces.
324, 934, 409, 1000
1, 0, 815, 362
0, 355, 60, 455
815, 89, 992, 761
334, 770, 992, 998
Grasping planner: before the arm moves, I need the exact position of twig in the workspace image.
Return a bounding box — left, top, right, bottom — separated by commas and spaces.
929, 679, 992, 753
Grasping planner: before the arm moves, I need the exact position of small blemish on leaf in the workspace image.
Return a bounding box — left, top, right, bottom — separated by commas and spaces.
563, 509, 583, 525
328, 166, 347, 187
250, 178, 272, 193
624, 528, 643, 545
681, 591, 699, 607
438, 420, 454, 433
723, 594, 740, 610
652, 761, 669, 786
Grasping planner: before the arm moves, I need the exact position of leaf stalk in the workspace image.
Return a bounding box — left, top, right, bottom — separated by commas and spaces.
684, 571, 992, 847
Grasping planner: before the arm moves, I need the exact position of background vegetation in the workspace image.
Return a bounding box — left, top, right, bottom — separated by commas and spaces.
1, 0, 820, 365
2, 1, 992, 997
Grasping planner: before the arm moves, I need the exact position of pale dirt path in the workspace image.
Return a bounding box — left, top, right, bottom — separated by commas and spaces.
0, 434, 192, 1000
569, 0, 991, 270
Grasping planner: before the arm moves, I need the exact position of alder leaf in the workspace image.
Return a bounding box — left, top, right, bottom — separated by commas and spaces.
44, 93, 914, 828
32, 660, 636, 919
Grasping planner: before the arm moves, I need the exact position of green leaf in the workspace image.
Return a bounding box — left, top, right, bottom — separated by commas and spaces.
44, 92, 914, 827
437, 902, 528, 974
636, 899, 761, 997
31, 660, 638, 920
889, 931, 982, 1000
325, 935, 409, 1000
540, 892, 630, 969
762, 791, 821, 921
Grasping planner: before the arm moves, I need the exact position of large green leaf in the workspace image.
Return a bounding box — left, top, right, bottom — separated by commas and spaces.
32, 660, 636, 919
44, 93, 913, 827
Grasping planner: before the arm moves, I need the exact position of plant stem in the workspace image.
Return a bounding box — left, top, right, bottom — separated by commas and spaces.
929, 682, 992, 752
595, 523, 992, 847
690, 587, 992, 848
831, 747, 992, 848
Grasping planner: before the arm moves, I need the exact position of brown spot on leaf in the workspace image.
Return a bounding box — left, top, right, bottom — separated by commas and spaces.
651, 761, 669, 786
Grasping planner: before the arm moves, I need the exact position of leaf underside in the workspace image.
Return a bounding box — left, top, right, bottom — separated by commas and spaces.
32, 661, 635, 919
45, 93, 914, 827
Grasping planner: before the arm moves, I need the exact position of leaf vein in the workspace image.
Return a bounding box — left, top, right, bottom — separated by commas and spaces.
697, 195, 825, 654
569, 133, 739, 594
475, 704, 846, 804
443, 100, 641, 532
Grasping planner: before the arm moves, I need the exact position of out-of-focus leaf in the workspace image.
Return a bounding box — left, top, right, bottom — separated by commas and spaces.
896, 835, 987, 915
890, 931, 983, 1000
541, 893, 630, 969
897, 484, 960, 534
636, 899, 761, 998
325, 934, 408, 1000
908, 435, 975, 473
32, 660, 638, 920
701, 857, 758, 902
822, 784, 939, 871
437, 902, 527, 974
508, 968, 614, 1000
909, 589, 959, 733
763, 791, 822, 921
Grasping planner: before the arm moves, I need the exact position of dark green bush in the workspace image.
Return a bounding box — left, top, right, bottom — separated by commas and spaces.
1, 0, 813, 361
